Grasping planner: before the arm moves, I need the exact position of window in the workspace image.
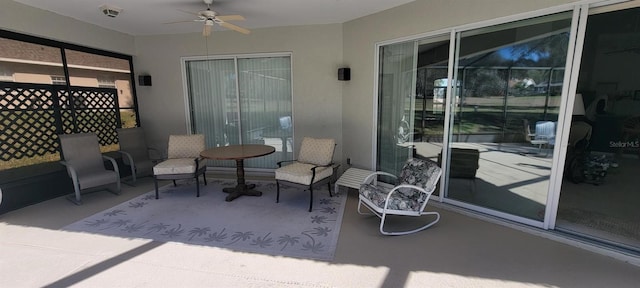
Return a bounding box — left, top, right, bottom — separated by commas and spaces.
0, 30, 138, 171
0, 65, 13, 82
50, 75, 66, 85
184, 54, 293, 169
97, 76, 116, 88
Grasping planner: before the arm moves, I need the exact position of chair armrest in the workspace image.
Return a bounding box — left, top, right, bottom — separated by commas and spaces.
102, 155, 120, 176
60, 160, 80, 187
276, 159, 297, 167
309, 162, 334, 171
384, 184, 431, 210
362, 171, 397, 185
195, 156, 203, 168
117, 150, 134, 165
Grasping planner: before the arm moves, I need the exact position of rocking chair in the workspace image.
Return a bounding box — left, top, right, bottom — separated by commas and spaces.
358, 158, 442, 235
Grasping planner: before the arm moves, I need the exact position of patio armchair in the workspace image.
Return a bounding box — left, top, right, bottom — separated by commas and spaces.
58, 133, 121, 205
116, 127, 160, 185
524, 120, 556, 155
152, 134, 207, 199
275, 137, 337, 212
358, 158, 441, 235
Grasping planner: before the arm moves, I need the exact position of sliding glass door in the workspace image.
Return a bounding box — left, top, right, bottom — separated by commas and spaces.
447, 12, 573, 222
377, 8, 581, 227
375, 0, 639, 254
184, 54, 293, 169
556, 5, 640, 252
377, 35, 451, 178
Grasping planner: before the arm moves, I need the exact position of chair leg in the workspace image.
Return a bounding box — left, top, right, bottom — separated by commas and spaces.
67, 181, 82, 205
308, 185, 313, 212
131, 165, 137, 185
173, 180, 177, 186
327, 181, 333, 197
154, 177, 159, 199
276, 180, 280, 203
203, 173, 207, 186
357, 199, 373, 215
196, 176, 200, 197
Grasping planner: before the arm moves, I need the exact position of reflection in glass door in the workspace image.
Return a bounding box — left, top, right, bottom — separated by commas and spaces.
446, 13, 573, 221
557, 6, 640, 252
377, 35, 450, 177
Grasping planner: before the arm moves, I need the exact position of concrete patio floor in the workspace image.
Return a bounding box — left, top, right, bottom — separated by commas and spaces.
1, 175, 640, 287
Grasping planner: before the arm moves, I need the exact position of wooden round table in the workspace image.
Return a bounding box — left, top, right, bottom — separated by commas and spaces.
200, 144, 275, 202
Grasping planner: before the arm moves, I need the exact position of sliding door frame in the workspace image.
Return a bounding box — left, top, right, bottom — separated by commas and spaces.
373, 0, 625, 229
180, 52, 293, 170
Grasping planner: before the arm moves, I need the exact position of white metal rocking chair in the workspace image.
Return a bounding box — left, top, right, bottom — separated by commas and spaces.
358, 158, 442, 235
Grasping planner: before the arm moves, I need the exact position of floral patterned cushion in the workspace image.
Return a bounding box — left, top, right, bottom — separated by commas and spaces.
359, 158, 441, 211
360, 183, 422, 211
397, 158, 441, 197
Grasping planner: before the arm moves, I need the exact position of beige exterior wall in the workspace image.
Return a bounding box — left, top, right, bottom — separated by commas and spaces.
133, 24, 344, 155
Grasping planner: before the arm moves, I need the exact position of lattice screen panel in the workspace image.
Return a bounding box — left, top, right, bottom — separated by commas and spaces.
1, 82, 120, 165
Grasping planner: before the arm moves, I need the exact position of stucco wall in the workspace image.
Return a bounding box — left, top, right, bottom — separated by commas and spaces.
133, 24, 344, 158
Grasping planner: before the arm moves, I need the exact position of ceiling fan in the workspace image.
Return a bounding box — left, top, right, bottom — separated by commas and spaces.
168, 0, 250, 36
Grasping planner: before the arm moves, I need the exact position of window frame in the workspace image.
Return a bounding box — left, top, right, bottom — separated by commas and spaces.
0, 29, 140, 170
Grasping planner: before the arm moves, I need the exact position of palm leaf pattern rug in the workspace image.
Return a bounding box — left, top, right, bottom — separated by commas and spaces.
63, 179, 347, 261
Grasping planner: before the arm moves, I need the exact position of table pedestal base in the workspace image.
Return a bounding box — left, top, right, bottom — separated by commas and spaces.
223, 184, 263, 201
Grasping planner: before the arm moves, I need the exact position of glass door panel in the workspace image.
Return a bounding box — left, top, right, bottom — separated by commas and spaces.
186, 58, 237, 168
448, 12, 572, 221
557, 7, 640, 252
377, 41, 418, 175
377, 35, 450, 177
237, 56, 293, 167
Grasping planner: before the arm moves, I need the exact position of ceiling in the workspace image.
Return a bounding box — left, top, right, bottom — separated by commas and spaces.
12, 0, 415, 36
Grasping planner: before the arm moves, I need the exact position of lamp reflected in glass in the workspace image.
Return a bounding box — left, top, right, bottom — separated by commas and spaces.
573, 93, 586, 116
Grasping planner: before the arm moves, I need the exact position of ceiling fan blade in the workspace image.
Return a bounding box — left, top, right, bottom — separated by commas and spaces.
177, 9, 201, 17
203, 24, 212, 37
163, 19, 200, 24
216, 15, 245, 21
219, 22, 251, 34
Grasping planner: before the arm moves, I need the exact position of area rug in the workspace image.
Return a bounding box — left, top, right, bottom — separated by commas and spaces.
62, 179, 347, 261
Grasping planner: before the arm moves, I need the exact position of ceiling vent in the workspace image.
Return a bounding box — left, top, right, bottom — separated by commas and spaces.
99, 4, 123, 18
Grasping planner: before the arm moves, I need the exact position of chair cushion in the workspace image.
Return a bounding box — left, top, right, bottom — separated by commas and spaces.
153, 158, 197, 175
398, 158, 441, 195
117, 128, 150, 161
298, 137, 335, 166
167, 134, 205, 158
59, 133, 105, 172
275, 162, 333, 185
359, 183, 422, 211
77, 169, 119, 189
